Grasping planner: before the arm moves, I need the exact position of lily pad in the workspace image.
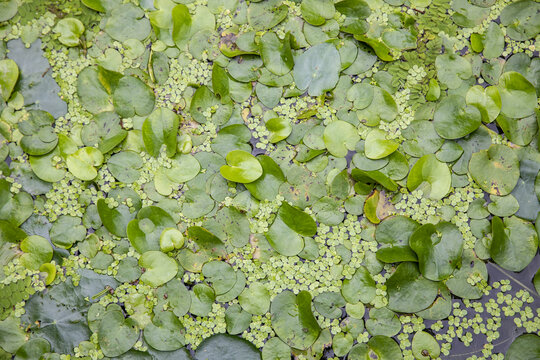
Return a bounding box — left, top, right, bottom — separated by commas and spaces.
323, 120, 359, 157
497, 71, 537, 119
54, 18, 85, 47
220, 150, 263, 183
409, 222, 464, 281
386, 262, 438, 313
0, 59, 18, 102
143, 311, 185, 351
407, 154, 451, 200
270, 290, 321, 350
98, 309, 139, 357
364, 129, 399, 160
433, 95, 482, 139
469, 144, 520, 196
490, 216, 538, 272
293, 42, 341, 96
139, 251, 178, 287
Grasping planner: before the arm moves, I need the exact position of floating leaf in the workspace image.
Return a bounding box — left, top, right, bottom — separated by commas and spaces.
433, 95, 482, 139
409, 222, 463, 281
127, 206, 176, 253
411, 331, 440, 360
98, 309, 139, 357
143, 311, 185, 351
490, 216, 538, 272
0, 59, 18, 102
497, 71, 537, 119
469, 144, 520, 196
364, 129, 399, 160
220, 150, 263, 183
139, 251, 178, 287
266, 118, 292, 143
293, 43, 341, 96
260, 32, 294, 76
386, 262, 438, 313
195, 334, 261, 360
323, 120, 359, 157
142, 108, 179, 158
20, 235, 53, 271
407, 154, 451, 200
66, 147, 104, 181
54, 18, 85, 47
505, 333, 540, 360
271, 290, 321, 350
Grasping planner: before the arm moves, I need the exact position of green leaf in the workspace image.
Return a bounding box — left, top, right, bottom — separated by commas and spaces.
497, 71, 537, 119
98, 309, 139, 357
386, 262, 438, 313
349, 336, 403, 359
0, 59, 18, 102
293, 42, 341, 96
54, 18, 85, 47
0, 0, 18, 22
266, 117, 292, 143
411, 331, 440, 360
202, 260, 237, 295
490, 216, 538, 272
433, 95, 482, 139
265, 216, 305, 256
465, 85, 501, 124
469, 144, 520, 196
435, 52, 472, 89
142, 108, 179, 157
445, 249, 487, 299
105, 3, 151, 41
108, 151, 143, 183
409, 222, 463, 281
500, 0, 540, 41
50, 215, 86, 249
365, 307, 401, 337
364, 129, 399, 160
127, 206, 176, 253
143, 311, 185, 351
77, 67, 114, 114
341, 265, 376, 304
20, 235, 53, 270
323, 120, 359, 157
212, 63, 230, 102
172, 4, 192, 47
262, 337, 290, 360
247, 0, 288, 31
195, 334, 261, 360
506, 334, 540, 360
407, 154, 451, 200
14, 338, 51, 360
0, 316, 26, 353
239, 282, 271, 315
81, 112, 127, 154
19, 110, 58, 156
190, 283, 215, 316
245, 155, 285, 201
190, 85, 233, 125
97, 189, 141, 238
220, 150, 263, 183
301, 0, 335, 26
66, 147, 104, 181
270, 290, 321, 350
375, 215, 419, 263
260, 32, 294, 76
139, 251, 178, 287
113, 76, 155, 118
354, 34, 395, 62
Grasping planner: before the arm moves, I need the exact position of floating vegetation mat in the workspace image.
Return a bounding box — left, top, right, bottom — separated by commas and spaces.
0, 0, 539, 359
